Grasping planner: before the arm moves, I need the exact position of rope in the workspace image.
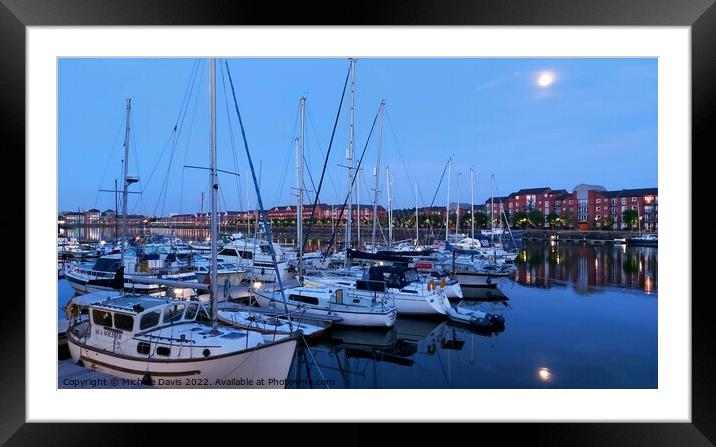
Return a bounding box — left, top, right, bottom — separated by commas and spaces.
224, 59, 293, 333
301, 335, 330, 389
299, 62, 351, 263
321, 106, 381, 259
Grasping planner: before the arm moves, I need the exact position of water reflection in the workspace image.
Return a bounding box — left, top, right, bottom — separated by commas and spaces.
288, 318, 506, 389
514, 243, 657, 294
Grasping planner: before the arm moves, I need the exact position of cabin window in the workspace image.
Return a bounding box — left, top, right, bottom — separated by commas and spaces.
136, 342, 151, 355
156, 346, 171, 356
220, 248, 238, 257
114, 313, 134, 331
185, 303, 199, 320
92, 310, 113, 327
289, 294, 319, 305
140, 311, 161, 330
164, 304, 186, 324
237, 251, 253, 259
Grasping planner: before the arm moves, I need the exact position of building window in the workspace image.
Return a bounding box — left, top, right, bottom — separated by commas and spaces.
631, 197, 637, 202
596, 215, 601, 220
621, 198, 627, 204
632, 206, 637, 210
596, 199, 601, 203
596, 207, 601, 211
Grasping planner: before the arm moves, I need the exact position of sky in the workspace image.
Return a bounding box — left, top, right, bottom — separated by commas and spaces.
58, 58, 657, 215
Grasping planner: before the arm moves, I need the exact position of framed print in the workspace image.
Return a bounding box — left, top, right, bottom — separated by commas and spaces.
3, 0, 711, 443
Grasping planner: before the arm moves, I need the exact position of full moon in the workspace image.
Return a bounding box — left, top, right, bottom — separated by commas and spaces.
537, 72, 555, 87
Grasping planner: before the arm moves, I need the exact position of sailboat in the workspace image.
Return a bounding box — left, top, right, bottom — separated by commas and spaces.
66, 58, 298, 388
64, 99, 198, 296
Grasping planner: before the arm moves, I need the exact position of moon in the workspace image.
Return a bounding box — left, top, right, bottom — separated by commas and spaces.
537, 72, 555, 87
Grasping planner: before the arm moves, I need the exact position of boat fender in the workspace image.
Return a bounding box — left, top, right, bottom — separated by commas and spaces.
65, 302, 80, 321
427, 343, 436, 355
427, 280, 435, 291
141, 373, 153, 386
439, 277, 446, 288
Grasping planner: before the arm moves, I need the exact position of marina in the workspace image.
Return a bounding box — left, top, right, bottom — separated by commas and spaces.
57, 57, 658, 390
58, 238, 657, 388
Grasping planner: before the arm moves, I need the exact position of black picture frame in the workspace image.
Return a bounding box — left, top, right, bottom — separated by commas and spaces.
4, 0, 708, 443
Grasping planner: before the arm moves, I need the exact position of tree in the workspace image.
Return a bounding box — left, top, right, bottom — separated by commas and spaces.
547, 212, 559, 228
513, 211, 529, 229
527, 210, 545, 228
603, 215, 615, 230
560, 211, 575, 229
473, 213, 488, 229
622, 209, 639, 230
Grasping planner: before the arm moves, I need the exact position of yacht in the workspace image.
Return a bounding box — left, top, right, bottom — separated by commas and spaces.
253, 285, 397, 328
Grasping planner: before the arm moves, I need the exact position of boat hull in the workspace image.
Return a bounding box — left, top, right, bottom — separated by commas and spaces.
253, 292, 396, 328
67, 333, 297, 388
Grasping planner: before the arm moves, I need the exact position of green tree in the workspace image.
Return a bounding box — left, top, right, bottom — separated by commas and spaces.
473, 213, 488, 229
547, 212, 559, 228
603, 215, 614, 230
622, 209, 639, 230
513, 211, 529, 229
560, 211, 574, 229
527, 210, 545, 228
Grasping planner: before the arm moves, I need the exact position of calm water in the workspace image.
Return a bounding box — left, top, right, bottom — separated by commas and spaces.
57, 241, 657, 388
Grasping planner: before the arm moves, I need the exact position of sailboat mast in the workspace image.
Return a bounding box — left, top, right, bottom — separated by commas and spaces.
490, 174, 495, 246
470, 168, 475, 240
387, 166, 392, 248
245, 168, 250, 235
120, 98, 132, 267
209, 58, 219, 329
415, 181, 419, 245
371, 100, 384, 250
445, 158, 451, 242
456, 171, 462, 236
297, 97, 305, 266
114, 178, 119, 240
345, 57, 356, 268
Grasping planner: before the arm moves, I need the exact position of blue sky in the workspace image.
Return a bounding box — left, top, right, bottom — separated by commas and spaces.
58, 58, 657, 215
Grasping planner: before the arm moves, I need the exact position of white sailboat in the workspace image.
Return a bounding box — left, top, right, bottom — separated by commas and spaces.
67, 59, 298, 388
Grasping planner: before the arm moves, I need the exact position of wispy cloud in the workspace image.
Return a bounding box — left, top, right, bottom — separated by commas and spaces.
476, 79, 504, 91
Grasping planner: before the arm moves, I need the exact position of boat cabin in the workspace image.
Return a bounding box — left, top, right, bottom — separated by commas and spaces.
88, 296, 201, 337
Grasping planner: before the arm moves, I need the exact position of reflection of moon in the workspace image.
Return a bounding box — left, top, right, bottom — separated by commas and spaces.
538, 367, 553, 381
537, 72, 555, 87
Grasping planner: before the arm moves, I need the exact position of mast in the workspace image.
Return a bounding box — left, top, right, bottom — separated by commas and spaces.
208, 58, 220, 329
357, 170, 360, 249
296, 96, 306, 262
371, 100, 385, 251
456, 171, 462, 236
490, 174, 495, 247
114, 178, 118, 240
296, 96, 306, 277
245, 168, 250, 236
120, 98, 132, 267
445, 158, 451, 242
415, 181, 419, 246
470, 168, 475, 240
387, 166, 392, 248
344, 58, 356, 268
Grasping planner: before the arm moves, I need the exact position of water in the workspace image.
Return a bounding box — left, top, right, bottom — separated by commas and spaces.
57, 241, 657, 388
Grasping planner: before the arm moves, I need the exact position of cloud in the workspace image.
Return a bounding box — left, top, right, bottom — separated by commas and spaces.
476, 79, 505, 91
